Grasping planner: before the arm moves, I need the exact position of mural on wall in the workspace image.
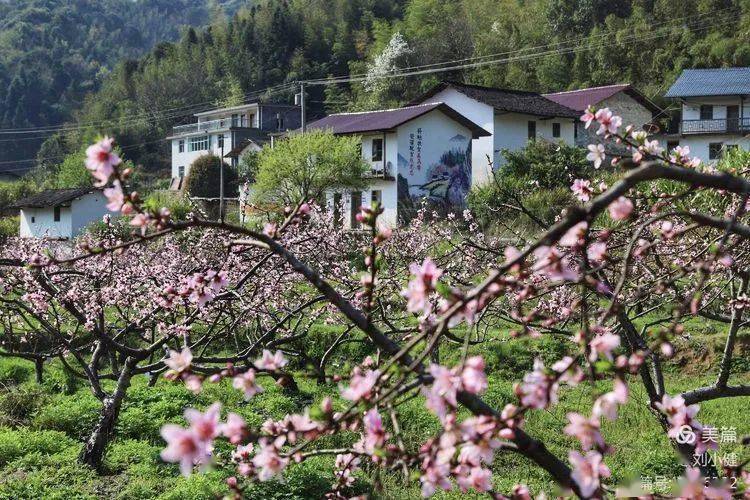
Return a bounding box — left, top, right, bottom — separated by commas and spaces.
397, 133, 472, 211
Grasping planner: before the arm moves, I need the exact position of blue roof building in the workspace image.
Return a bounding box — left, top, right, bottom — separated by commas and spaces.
661, 67, 750, 163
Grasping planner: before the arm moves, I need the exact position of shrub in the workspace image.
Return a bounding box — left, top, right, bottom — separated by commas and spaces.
32, 392, 100, 439
0, 384, 47, 426
0, 462, 97, 499
0, 359, 33, 386
103, 439, 160, 474
143, 190, 193, 221
184, 155, 238, 198
0, 217, 19, 240
468, 140, 593, 228
0, 428, 77, 466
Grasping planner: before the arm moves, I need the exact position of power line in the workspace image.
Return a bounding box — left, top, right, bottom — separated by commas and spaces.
0, 82, 297, 136
305, 5, 738, 86
306, 11, 738, 86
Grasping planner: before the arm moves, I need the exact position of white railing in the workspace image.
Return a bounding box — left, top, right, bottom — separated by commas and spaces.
173, 117, 250, 135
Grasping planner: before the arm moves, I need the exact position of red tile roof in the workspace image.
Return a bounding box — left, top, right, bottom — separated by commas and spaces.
306, 103, 491, 137
543, 84, 632, 112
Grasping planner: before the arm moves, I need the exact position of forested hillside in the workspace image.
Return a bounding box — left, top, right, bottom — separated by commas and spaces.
0, 0, 252, 172
10, 0, 750, 177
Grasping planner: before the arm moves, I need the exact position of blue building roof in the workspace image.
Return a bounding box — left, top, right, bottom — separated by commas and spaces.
665, 68, 750, 98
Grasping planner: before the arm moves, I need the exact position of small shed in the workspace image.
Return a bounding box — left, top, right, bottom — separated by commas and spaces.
14, 188, 114, 239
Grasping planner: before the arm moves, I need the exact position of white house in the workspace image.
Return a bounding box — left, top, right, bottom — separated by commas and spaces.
660, 68, 750, 163
409, 82, 580, 186
306, 102, 490, 228
168, 102, 300, 190
15, 188, 114, 239
544, 84, 662, 147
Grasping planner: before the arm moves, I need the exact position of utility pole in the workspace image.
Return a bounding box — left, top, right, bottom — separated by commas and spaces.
219, 140, 224, 223
296, 82, 306, 133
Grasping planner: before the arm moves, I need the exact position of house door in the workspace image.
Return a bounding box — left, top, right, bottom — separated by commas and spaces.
727, 105, 739, 132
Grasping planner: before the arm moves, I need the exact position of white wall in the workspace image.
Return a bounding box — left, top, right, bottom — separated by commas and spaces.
681, 97, 750, 121
326, 179, 398, 230
658, 135, 750, 164
20, 206, 72, 238
325, 108, 475, 229
71, 192, 114, 236
494, 112, 575, 165
360, 132, 398, 176
421, 88, 496, 186
20, 192, 114, 239
171, 132, 237, 179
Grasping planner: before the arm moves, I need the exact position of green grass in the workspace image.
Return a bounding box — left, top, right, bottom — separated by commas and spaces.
0, 330, 745, 498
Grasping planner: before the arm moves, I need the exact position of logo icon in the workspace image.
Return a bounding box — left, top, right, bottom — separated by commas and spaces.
675, 425, 696, 444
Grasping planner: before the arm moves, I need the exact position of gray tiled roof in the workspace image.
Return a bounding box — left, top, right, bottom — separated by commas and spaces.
665, 68, 750, 97
410, 82, 580, 118
13, 188, 95, 208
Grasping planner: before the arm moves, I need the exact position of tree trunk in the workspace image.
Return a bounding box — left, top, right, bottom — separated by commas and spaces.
79, 358, 136, 471
34, 358, 44, 384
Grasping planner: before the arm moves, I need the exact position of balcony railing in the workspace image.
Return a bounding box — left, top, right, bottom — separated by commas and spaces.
172, 117, 250, 135
681, 118, 750, 135
365, 160, 394, 179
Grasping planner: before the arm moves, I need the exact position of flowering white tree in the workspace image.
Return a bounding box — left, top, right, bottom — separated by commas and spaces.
2, 108, 750, 498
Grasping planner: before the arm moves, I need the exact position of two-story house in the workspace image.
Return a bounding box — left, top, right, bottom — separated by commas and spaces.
544, 84, 661, 148
306, 102, 490, 228
408, 82, 580, 186
662, 68, 750, 163
168, 102, 301, 189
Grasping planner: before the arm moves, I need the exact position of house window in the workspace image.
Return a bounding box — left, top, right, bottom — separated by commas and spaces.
552, 123, 561, 138
178, 166, 185, 178
700, 105, 714, 120
709, 142, 724, 160
248, 114, 255, 127
350, 191, 362, 229
188, 135, 210, 152
528, 121, 537, 140
371, 190, 382, 207
276, 114, 284, 130
178, 140, 185, 153
231, 114, 240, 127
218, 134, 224, 149
371, 138, 383, 162
53, 206, 61, 222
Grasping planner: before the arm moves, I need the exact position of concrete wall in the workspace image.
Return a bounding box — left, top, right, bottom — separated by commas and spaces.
494, 112, 576, 164
19, 192, 113, 239
171, 132, 238, 179
575, 92, 656, 158
20, 206, 72, 238
71, 192, 114, 236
